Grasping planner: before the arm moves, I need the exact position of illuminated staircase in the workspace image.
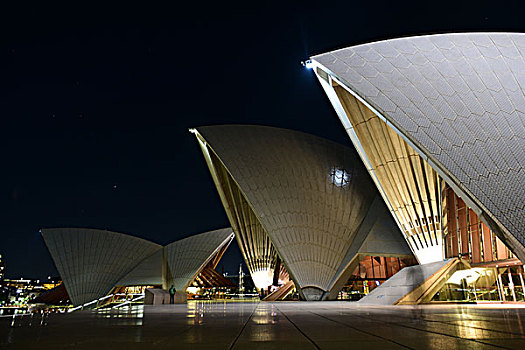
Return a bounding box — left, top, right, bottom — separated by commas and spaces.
358, 258, 467, 305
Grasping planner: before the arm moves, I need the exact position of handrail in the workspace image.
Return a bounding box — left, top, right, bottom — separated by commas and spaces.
68, 293, 145, 312
112, 295, 145, 309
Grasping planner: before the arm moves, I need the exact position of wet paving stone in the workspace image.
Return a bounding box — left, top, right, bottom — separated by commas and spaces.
1, 301, 525, 349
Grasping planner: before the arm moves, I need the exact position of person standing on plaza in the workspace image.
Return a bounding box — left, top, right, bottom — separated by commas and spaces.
169, 285, 176, 304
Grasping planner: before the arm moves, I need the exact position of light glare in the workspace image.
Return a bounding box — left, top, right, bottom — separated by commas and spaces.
251, 269, 274, 290
302, 60, 314, 69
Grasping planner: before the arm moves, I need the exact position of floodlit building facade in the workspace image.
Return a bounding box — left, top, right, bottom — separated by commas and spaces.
41, 228, 234, 306
192, 125, 413, 300
309, 32, 525, 303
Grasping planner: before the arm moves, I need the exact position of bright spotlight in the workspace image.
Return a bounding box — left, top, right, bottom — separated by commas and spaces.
302, 60, 314, 69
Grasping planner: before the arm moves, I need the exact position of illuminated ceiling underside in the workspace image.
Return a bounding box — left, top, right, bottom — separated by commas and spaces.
331, 88, 443, 263
207, 149, 278, 290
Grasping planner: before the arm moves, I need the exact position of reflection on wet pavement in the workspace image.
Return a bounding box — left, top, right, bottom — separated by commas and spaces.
1, 301, 525, 349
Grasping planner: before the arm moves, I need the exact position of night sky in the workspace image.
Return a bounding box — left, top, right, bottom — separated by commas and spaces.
2, 2, 524, 279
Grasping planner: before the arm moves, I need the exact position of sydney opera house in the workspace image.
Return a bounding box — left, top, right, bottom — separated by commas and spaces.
192, 125, 414, 300
41, 228, 234, 306
42, 33, 525, 306
307, 32, 525, 303
189, 32, 525, 303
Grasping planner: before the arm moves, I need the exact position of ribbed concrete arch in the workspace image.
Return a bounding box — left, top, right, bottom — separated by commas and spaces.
165, 228, 234, 291
205, 147, 278, 290
312, 32, 525, 263
194, 125, 398, 299
41, 228, 162, 306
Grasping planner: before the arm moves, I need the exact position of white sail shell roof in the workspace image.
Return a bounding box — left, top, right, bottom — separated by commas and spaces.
165, 228, 234, 291
196, 125, 394, 294
115, 249, 164, 287
41, 228, 162, 306
312, 33, 525, 260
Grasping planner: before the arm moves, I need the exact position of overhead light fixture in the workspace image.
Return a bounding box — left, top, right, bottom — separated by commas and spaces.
301, 60, 314, 69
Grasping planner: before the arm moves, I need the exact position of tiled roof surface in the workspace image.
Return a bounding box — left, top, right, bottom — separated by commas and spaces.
41, 228, 162, 306
197, 125, 392, 292
165, 228, 233, 290
313, 33, 525, 247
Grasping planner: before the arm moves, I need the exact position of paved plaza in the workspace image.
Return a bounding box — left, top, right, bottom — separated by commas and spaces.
2, 301, 525, 349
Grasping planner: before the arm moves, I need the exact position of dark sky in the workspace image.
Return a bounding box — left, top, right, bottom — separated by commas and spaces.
2, 1, 524, 279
